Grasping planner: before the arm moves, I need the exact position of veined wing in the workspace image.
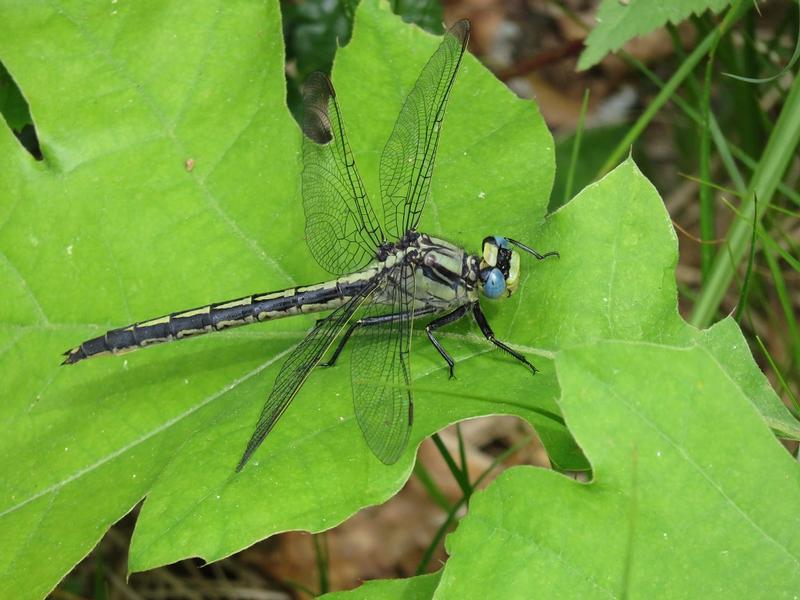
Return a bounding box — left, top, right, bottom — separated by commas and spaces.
236, 278, 378, 471
350, 263, 416, 464
302, 72, 385, 276
379, 20, 470, 239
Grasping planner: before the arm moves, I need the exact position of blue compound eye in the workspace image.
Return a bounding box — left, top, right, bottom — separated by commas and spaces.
482, 268, 506, 298
493, 236, 510, 249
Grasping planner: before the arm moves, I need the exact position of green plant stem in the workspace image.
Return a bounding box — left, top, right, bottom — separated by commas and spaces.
556, 0, 751, 196
625, 52, 748, 194
313, 532, 329, 595
416, 434, 535, 575
690, 71, 800, 326
667, 21, 719, 281
763, 246, 800, 371
597, 2, 748, 177
414, 461, 452, 512
755, 336, 800, 415
717, 195, 800, 272
431, 432, 472, 499
734, 194, 758, 323
700, 52, 716, 281
729, 145, 800, 206
456, 423, 469, 484
563, 88, 590, 205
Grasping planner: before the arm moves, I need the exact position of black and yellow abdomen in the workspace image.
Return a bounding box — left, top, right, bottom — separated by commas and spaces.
62, 273, 377, 365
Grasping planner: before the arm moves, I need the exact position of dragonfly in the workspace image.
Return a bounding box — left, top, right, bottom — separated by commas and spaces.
62, 20, 558, 470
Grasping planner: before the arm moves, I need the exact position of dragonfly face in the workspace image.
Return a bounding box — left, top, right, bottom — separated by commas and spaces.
478, 236, 522, 299
63, 20, 559, 469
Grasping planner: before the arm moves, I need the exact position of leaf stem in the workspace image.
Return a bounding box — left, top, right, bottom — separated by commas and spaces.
563, 88, 590, 206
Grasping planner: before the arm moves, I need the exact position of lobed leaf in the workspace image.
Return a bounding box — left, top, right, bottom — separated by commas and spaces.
579, 0, 734, 70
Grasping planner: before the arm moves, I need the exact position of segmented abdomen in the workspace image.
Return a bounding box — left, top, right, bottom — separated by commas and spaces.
62, 276, 373, 365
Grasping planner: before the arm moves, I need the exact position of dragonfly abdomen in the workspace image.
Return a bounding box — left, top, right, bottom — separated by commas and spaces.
62, 275, 376, 365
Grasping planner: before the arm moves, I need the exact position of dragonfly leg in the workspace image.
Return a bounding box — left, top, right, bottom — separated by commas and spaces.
425, 304, 471, 379
472, 302, 538, 375
319, 306, 438, 368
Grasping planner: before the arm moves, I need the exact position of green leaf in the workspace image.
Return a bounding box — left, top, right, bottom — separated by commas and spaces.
390, 0, 443, 33
578, 0, 734, 70
2, 0, 794, 596
321, 571, 441, 599
437, 340, 800, 597
529, 158, 798, 439
0, 0, 565, 594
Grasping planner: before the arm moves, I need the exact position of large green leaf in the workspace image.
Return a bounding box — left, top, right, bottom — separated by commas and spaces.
578, 0, 734, 70
437, 340, 800, 597
0, 0, 569, 595
2, 0, 795, 596
301, 153, 800, 600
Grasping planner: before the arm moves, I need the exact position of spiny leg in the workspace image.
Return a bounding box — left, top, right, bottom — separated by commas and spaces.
319, 306, 438, 368
471, 302, 538, 375
425, 304, 471, 379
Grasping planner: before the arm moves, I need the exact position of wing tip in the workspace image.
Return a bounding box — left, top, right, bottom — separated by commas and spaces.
302, 72, 336, 145
449, 19, 470, 47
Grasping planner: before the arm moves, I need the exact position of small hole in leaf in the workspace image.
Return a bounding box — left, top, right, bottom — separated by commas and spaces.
0, 60, 42, 160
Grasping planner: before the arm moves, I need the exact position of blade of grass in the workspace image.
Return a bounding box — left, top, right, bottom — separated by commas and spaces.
313, 532, 329, 596
717, 195, 800, 272
755, 335, 800, 415
431, 432, 472, 499
763, 245, 800, 371
414, 460, 452, 512
456, 423, 469, 484
734, 194, 758, 323
691, 71, 800, 326
596, 1, 749, 177
563, 88, 590, 206
415, 434, 535, 575
729, 145, 800, 207
554, 0, 750, 195
700, 52, 717, 281
724, 0, 800, 83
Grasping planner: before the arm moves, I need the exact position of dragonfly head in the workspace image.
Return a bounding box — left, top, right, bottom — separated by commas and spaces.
478, 236, 558, 299
478, 236, 521, 299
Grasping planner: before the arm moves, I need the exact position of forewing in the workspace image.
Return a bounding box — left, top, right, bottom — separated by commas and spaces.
236, 280, 377, 471
302, 72, 385, 276
379, 20, 469, 238
350, 263, 416, 464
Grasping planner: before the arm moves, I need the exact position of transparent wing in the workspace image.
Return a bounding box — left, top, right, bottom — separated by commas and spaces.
236, 279, 378, 471
302, 72, 385, 276
379, 20, 470, 238
350, 263, 416, 464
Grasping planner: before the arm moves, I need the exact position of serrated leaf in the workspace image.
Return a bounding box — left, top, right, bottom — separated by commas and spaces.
437, 340, 800, 598
578, 0, 734, 70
